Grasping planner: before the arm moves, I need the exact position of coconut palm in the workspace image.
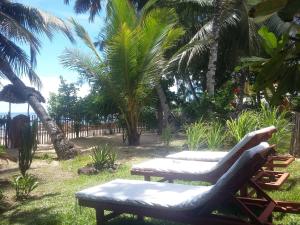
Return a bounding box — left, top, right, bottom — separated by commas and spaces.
61, 0, 184, 145
64, 0, 101, 21
0, 0, 78, 159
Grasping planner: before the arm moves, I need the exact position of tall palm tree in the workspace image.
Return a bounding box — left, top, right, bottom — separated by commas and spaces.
64, 0, 102, 21
0, 0, 78, 159
61, 0, 184, 145
170, 0, 285, 96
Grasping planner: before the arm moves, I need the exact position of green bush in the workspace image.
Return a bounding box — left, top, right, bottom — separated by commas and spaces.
206, 122, 227, 149
226, 111, 259, 143
19, 121, 38, 176
186, 120, 207, 150
291, 96, 300, 112
225, 105, 291, 153
12, 174, 38, 200
161, 125, 172, 146
258, 105, 291, 152
91, 144, 117, 170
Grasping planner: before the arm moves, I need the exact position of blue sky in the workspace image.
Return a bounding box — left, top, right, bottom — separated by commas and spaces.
1, 0, 105, 113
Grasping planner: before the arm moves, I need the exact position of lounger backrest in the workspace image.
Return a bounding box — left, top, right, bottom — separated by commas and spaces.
210, 126, 276, 180
196, 142, 271, 214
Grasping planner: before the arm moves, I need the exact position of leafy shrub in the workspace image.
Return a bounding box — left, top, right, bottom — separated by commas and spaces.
12, 174, 38, 200
226, 111, 259, 143
19, 121, 38, 176
91, 144, 117, 170
186, 120, 207, 150
258, 105, 291, 152
291, 96, 300, 112
225, 105, 291, 153
161, 125, 172, 146
206, 122, 227, 149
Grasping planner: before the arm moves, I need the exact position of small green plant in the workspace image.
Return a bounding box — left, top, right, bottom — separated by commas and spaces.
19, 121, 38, 176
161, 125, 172, 146
258, 105, 291, 152
206, 122, 226, 150
91, 144, 117, 170
226, 111, 259, 143
186, 120, 207, 150
12, 174, 38, 200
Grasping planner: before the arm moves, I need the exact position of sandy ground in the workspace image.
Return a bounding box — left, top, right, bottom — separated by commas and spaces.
0, 132, 185, 175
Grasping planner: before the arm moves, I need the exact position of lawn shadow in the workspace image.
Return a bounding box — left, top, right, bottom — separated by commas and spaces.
24, 192, 61, 202
108, 215, 184, 225
0, 179, 11, 190
4, 206, 63, 225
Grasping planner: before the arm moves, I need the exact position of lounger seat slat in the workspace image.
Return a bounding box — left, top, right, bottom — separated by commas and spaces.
76, 179, 213, 210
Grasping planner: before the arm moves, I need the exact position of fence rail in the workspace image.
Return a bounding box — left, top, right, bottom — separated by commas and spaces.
0, 114, 148, 146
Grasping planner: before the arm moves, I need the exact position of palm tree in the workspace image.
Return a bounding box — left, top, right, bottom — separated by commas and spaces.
61, 0, 183, 145
64, 0, 102, 21
0, 0, 78, 159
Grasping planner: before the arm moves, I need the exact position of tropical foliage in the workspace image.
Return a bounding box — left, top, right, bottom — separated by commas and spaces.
91, 144, 117, 170
0, 0, 73, 86
12, 174, 38, 200
19, 121, 38, 176
0, 0, 80, 159
237, 26, 300, 105
61, 0, 184, 145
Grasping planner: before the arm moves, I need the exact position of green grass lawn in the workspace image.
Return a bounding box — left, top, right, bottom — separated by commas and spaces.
1, 135, 300, 225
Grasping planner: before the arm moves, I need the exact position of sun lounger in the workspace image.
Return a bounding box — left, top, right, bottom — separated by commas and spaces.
166, 126, 294, 169
131, 141, 274, 183
76, 143, 300, 225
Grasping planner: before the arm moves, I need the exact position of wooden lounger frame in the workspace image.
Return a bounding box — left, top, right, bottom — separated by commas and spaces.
132, 128, 278, 184
266, 155, 295, 170
252, 170, 290, 190
77, 179, 300, 225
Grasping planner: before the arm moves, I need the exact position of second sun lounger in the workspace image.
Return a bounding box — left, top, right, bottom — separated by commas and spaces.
131, 141, 274, 183
166, 126, 294, 168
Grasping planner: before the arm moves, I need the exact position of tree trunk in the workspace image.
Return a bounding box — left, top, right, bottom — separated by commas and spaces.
127, 127, 140, 146
157, 102, 163, 135
206, 0, 222, 96
4, 71, 78, 159
155, 84, 176, 130
237, 71, 246, 112
290, 111, 300, 156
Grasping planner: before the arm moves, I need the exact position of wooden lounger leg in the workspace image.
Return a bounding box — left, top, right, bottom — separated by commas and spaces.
96, 208, 105, 225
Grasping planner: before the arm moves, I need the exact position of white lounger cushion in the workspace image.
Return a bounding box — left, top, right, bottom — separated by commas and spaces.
132, 158, 218, 174
76, 179, 213, 210
166, 126, 275, 162
166, 151, 228, 162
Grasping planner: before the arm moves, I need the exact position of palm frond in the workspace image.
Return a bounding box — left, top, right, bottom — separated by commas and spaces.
60, 48, 100, 79
0, 11, 41, 50
0, 33, 30, 75
69, 18, 101, 60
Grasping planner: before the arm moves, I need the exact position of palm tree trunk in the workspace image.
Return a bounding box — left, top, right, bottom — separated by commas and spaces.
5, 71, 78, 159
155, 84, 175, 130
206, 0, 222, 96
124, 110, 140, 146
